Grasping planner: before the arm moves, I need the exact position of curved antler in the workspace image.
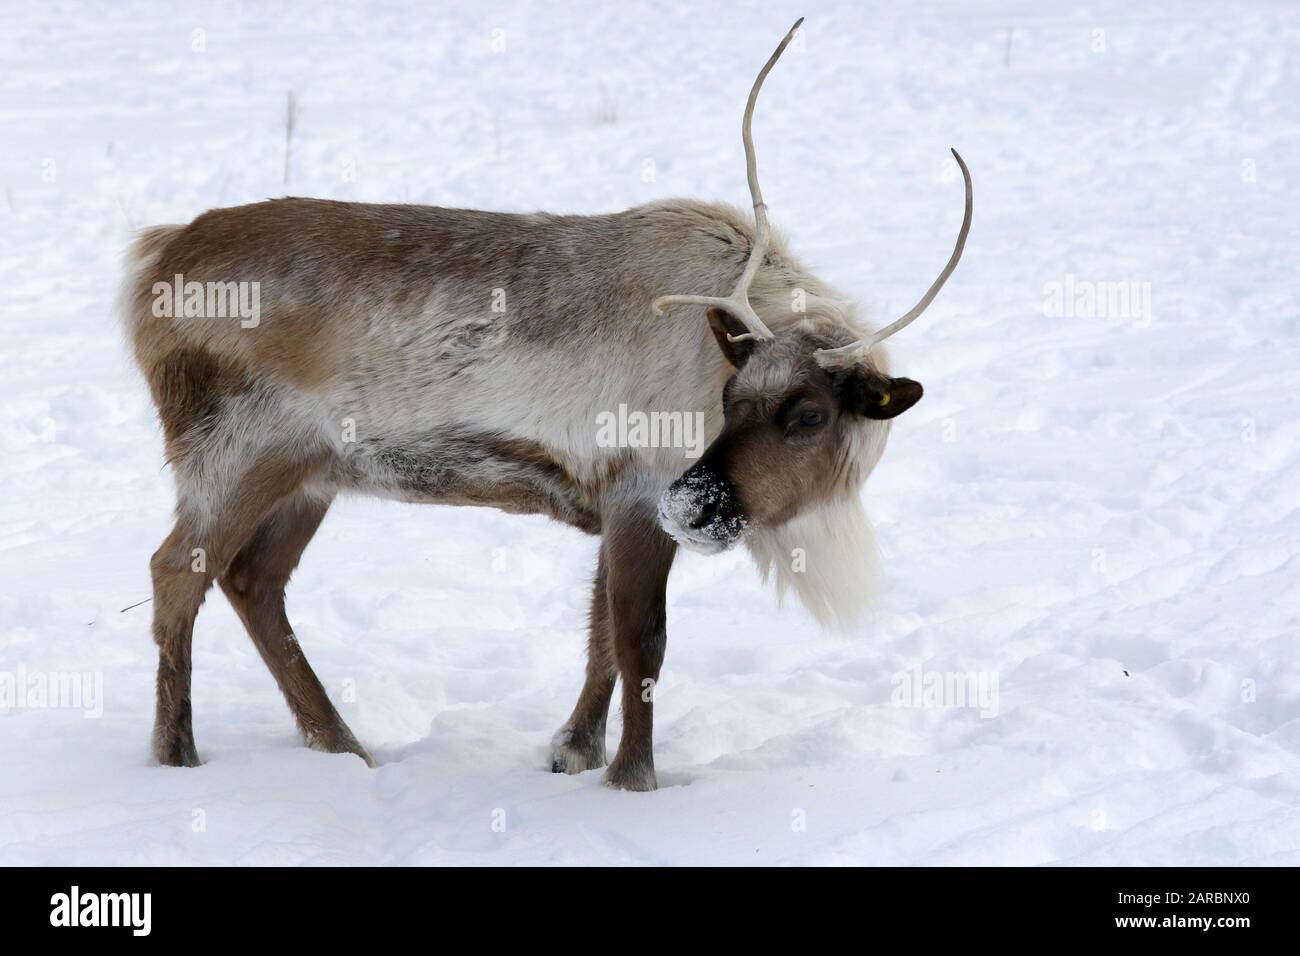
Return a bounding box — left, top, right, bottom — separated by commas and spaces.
814, 148, 973, 369
651, 17, 805, 343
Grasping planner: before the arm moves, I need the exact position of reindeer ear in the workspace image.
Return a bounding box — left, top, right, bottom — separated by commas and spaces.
836, 367, 923, 420
706, 308, 758, 369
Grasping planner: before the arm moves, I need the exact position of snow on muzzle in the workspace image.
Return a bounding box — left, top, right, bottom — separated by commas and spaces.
658, 466, 747, 554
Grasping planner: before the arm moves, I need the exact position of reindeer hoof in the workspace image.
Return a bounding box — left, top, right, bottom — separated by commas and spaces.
549, 725, 606, 774
152, 729, 201, 768
602, 759, 657, 792
306, 727, 376, 768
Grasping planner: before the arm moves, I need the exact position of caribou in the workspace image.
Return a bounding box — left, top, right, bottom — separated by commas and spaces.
121, 19, 971, 791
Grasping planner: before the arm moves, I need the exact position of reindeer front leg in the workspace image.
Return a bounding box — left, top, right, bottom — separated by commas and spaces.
602, 505, 677, 791
550, 553, 614, 774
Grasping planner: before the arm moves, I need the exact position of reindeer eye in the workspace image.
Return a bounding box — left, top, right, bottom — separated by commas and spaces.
799, 410, 823, 427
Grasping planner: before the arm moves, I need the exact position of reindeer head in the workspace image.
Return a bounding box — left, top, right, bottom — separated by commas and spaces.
658, 313, 924, 555
654, 18, 972, 624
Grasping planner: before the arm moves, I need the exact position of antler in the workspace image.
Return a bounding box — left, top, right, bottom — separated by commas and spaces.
651, 17, 805, 343
814, 148, 973, 369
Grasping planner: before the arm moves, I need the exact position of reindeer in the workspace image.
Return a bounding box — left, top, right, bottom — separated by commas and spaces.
121, 19, 971, 791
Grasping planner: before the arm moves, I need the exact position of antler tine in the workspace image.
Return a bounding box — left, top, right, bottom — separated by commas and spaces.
652, 17, 805, 343
815, 148, 973, 369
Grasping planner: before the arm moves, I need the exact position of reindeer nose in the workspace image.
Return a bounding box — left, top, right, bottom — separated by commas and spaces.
688, 499, 720, 530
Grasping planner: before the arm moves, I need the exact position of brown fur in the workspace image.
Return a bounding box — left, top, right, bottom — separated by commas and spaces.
220, 493, 372, 764
601, 507, 677, 791
149, 449, 329, 766
550, 553, 616, 774
146, 347, 244, 457
698, 317, 919, 529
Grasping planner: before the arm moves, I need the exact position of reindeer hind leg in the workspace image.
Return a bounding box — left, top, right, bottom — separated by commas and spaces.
219, 490, 373, 765
150, 446, 328, 766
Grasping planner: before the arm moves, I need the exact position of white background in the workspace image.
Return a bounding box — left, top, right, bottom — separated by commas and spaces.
1, 0, 1297, 864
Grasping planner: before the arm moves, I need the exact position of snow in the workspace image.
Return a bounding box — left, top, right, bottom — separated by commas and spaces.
2, 0, 1299, 865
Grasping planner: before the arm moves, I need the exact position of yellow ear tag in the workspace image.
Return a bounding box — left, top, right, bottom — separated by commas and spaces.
879, 392, 891, 407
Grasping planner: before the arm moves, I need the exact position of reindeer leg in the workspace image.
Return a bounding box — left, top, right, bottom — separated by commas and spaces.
149, 520, 211, 768
151, 451, 326, 767
220, 491, 373, 766
602, 505, 677, 791
551, 552, 615, 773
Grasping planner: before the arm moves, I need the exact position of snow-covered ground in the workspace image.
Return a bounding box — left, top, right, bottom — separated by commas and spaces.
2, 0, 1298, 865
